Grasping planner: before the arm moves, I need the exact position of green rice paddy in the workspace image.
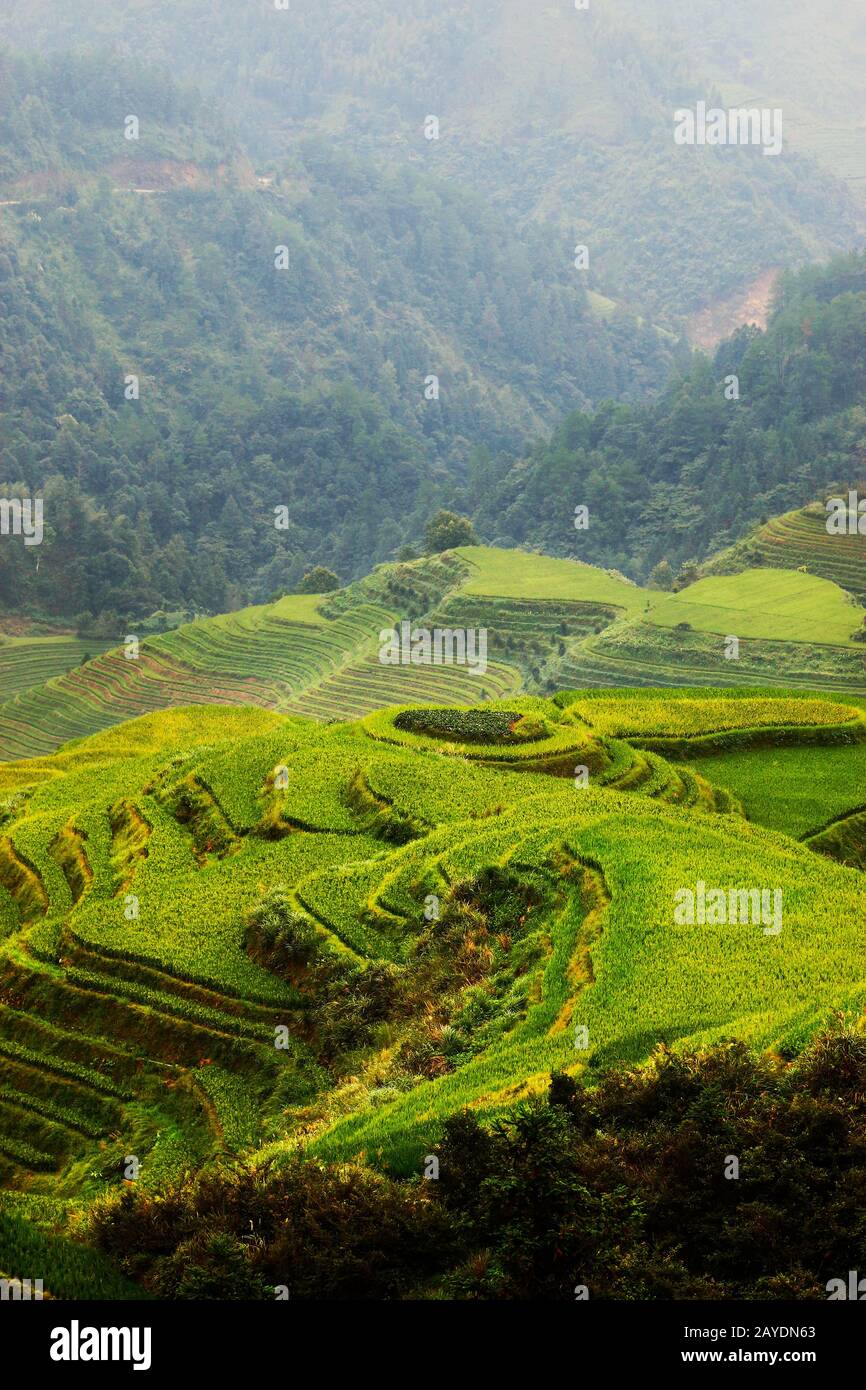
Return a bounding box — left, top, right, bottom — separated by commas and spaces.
0, 684, 862, 1294
1, 532, 865, 1292
1, 545, 864, 765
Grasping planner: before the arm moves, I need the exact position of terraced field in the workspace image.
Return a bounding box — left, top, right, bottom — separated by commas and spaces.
452, 546, 648, 615
560, 565, 866, 695
688, 742, 866, 841
283, 652, 520, 720
0, 593, 398, 761
647, 570, 863, 646
0, 635, 114, 699
705, 503, 866, 600
559, 633, 866, 694
0, 553, 530, 758
0, 687, 863, 1293
2, 536, 864, 763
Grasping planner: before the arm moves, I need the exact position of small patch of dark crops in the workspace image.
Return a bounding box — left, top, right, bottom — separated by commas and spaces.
394, 708, 546, 744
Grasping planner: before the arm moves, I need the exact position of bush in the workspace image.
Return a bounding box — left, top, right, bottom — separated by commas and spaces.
395, 707, 527, 744
424, 510, 476, 553
89, 1159, 454, 1300
510, 714, 551, 741
85, 1029, 866, 1299
435, 1030, 866, 1299
245, 888, 321, 974
297, 566, 339, 594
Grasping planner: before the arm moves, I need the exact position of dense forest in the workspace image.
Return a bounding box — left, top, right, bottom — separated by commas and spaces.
2, 24, 866, 623
0, 50, 229, 188
471, 253, 866, 581
0, 55, 679, 623
0, 2, 862, 324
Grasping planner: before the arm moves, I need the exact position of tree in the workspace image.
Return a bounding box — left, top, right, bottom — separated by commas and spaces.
424, 510, 476, 554
649, 559, 674, 590
297, 566, 339, 594
673, 561, 700, 591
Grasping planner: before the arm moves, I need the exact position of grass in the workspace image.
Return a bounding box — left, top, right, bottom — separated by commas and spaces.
648, 570, 864, 646
455, 545, 647, 615
688, 743, 866, 839
0, 1203, 147, 1299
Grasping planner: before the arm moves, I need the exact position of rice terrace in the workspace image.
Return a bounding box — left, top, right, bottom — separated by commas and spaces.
0, 539, 865, 1303
4, 0, 866, 1342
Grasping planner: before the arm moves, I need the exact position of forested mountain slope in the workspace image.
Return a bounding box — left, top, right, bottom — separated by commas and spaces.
0, 53, 679, 621
0, 2, 862, 324
473, 253, 866, 580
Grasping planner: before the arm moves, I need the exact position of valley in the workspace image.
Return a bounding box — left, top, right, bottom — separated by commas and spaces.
1, 0, 865, 1317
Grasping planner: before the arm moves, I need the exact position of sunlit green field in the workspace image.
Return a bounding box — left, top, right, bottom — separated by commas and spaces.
647, 569, 863, 646
689, 742, 866, 839
454, 545, 648, 614
0, 686, 861, 1230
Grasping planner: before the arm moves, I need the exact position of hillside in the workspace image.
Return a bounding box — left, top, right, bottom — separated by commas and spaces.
0, 51, 238, 194
474, 252, 866, 582
558, 570, 866, 696
3, 47, 866, 631
1, 544, 863, 763
1, 1, 862, 324
705, 501, 866, 600
0, 686, 864, 1294
646, 571, 863, 647
0, 53, 683, 622
629, 0, 866, 190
